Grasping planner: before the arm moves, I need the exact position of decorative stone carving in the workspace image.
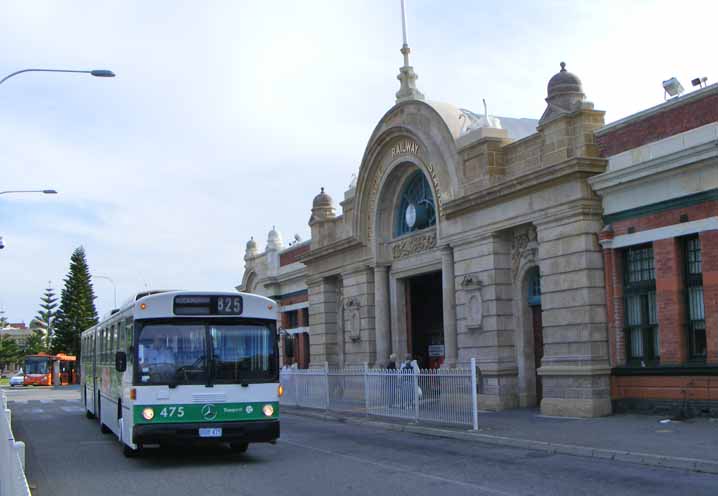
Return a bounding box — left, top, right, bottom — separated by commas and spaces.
461, 273, 483, 330
391, 232, 437, 259
467, 293, 483, 329
460, 273, 482, 289
344, 297, 362, 342
511, 225, 538, 277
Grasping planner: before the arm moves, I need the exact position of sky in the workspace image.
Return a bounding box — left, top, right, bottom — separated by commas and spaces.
1, 0, 716, 324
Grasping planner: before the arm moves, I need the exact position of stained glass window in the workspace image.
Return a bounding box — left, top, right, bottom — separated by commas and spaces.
395, 171, 436, 236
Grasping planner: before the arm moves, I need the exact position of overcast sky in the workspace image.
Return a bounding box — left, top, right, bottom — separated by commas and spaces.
1, 0, 716, 323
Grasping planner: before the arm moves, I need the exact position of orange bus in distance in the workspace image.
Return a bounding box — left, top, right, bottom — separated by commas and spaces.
23, 353, 78, 386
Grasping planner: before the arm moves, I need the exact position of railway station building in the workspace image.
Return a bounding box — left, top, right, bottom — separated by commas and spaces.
242, 57, 615, 417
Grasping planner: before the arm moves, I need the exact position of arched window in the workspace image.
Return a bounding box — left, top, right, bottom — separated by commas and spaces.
394, 170, 436, 236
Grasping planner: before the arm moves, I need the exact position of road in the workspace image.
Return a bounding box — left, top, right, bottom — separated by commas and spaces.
4, 386, 718, 496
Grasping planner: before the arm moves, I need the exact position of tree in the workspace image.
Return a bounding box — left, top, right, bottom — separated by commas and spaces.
0, 336, 21, 373
34, 282, 58, 350
52, 247, 98, 356
0, 309, 8, 329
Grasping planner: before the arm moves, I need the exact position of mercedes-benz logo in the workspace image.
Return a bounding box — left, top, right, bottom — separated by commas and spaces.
201, 404, 217, 421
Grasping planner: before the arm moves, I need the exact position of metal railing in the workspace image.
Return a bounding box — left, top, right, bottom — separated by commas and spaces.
1, 390, 31, 496
280, 358, 479, 430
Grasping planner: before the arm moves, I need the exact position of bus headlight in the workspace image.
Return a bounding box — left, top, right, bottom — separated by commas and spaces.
262, 404, 274, 417
142, 407, 155, 420
277, 385, 284, 397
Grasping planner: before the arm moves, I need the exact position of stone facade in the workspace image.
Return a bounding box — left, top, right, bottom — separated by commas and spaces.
294, 63, 612, 417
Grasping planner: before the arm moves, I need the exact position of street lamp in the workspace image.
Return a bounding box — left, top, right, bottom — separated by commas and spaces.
0, 68, 115, 86
94, 275, 117, 309
0, 190, 58, 195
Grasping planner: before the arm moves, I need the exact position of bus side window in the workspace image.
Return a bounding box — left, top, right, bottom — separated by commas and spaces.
125, 319, 134, 364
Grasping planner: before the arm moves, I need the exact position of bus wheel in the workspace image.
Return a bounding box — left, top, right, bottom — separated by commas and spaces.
123, 444, 142, 458
229, 442, 248, 453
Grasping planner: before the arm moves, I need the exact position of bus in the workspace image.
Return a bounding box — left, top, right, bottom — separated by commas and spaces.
24, 353, 77, 386
80, 290, 281, 457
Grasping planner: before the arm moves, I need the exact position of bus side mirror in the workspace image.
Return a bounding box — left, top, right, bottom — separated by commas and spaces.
115, 351, 127, 372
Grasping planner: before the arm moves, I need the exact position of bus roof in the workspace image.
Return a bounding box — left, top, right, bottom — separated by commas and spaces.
90, 290, 278, 326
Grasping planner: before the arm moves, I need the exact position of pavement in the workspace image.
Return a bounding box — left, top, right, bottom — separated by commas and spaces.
281, 405, 718, 474
4, 386, 718, 496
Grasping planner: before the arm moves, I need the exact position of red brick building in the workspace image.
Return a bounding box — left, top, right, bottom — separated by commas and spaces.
590, 82, 718, 415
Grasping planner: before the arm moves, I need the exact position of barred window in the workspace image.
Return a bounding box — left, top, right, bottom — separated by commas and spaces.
284, 334, 295, 359
624, 245, 659, 364
685, 236, 706, 360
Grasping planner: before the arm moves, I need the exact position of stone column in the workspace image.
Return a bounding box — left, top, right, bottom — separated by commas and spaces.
441, 245, 458, 368
307, 278, 338, 367
536, 214, 611, 417
374, 265, 391, 366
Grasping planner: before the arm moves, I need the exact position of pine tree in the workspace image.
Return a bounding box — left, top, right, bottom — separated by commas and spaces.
52, 247, 98, 356
35, 282, 58, 350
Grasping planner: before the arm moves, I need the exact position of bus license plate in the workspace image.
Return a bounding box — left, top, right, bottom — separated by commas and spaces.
199, 428, 222, 438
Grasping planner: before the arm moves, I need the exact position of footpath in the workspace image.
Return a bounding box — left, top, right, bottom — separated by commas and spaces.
282, 406, 718, 474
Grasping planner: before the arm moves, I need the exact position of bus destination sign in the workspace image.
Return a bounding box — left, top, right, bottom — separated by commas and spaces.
173, 295, 243, 316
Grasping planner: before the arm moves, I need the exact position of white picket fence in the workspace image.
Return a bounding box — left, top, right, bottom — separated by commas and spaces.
280, 358, 479, 430
1, 390, 31, 496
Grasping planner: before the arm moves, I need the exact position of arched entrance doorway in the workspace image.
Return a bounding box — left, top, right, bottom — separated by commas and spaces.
527, 267, 543, 403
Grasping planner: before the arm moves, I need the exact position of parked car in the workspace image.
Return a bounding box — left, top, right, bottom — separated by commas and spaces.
9, 373, 24, 387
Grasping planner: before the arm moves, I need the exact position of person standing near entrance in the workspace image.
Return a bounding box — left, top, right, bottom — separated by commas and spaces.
400, 354, 415, 408
387, 353, 397, 370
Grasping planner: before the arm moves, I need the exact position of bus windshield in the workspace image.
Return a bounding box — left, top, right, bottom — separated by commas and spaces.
136, 320, 276, 386
25, 357, 49, 374
210, 324, 274, 383
137, 323, 207, 385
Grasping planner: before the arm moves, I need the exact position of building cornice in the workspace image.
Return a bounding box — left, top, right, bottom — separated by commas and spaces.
298, 237, 364, 264
444, 157, 606, 219
588, 138, 718, 194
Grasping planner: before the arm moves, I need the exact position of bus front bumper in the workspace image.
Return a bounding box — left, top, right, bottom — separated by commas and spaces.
132, 419, 279, 445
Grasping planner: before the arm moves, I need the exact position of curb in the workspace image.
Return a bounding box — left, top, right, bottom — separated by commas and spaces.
282, 407, 718, 475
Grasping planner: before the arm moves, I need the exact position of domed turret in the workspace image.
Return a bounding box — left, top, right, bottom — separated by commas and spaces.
267, 226, 283, 251
244, 236, 258, 262
539, 62, 590, 126
313, 187, 333, 208
309, 187, 336, 225
547, 62, 584, 98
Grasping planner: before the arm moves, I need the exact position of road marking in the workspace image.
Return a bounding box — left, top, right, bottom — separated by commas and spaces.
61, 406, 85, 413
40, 400, 52, 404
281, 438, 518, 496
31, 408, 45, 414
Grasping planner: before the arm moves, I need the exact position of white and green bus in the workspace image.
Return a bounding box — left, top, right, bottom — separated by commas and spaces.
80, 290, 281, 457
